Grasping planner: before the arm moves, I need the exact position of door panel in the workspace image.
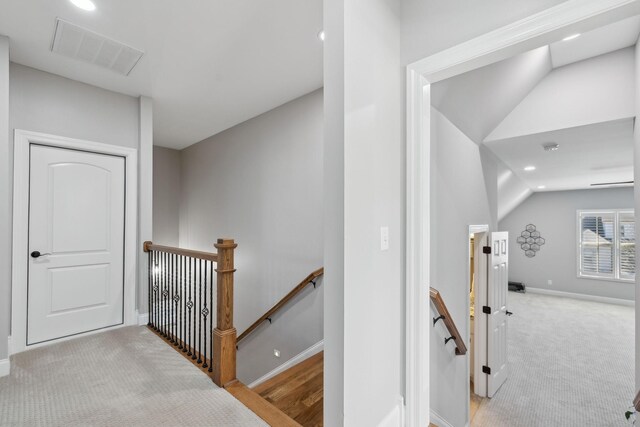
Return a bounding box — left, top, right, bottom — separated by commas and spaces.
50, 163, 112, 253
487, 231, 509, 397
27, 145, 125, 345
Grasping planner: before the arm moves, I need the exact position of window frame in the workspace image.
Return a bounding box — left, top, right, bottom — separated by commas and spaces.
576, 209, 635, 283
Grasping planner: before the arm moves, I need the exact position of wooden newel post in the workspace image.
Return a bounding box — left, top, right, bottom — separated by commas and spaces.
213, 238, 237, 387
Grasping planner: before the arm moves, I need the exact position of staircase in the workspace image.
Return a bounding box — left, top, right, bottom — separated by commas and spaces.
253, 352, 323, 427
143, 239, 323, 426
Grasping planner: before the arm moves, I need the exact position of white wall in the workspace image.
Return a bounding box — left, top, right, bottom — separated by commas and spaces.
5, 63, 145, 358
0, 37, 9, 361
499, 188, 635, 301
324, 0, 406, 425
153, 147, 181, 247
179, 89, 324, 384
430, 108, 497, 427
432, 46, 552, 144
401, 0, 568, 64
497, 159, 533, 222
487, 47, 636, 141
343, 1, 405, 425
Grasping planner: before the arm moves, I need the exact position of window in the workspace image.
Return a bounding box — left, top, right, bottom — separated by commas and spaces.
578, 210, 635, 282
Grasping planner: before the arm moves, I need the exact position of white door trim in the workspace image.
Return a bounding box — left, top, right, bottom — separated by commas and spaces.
11, 129, 138, 355
405, 1, 640, 425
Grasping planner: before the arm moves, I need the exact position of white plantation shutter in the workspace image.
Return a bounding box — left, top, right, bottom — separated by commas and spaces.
619, 211, 635, 279
580, 213, 614, 277
578, 210, 635, 281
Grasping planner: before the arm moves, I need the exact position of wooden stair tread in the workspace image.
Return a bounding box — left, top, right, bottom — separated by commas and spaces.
225, 381, 302, 427
253, 351, 324, 427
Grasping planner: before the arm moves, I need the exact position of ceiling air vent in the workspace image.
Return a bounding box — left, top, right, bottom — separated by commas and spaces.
51, 18, 143, 75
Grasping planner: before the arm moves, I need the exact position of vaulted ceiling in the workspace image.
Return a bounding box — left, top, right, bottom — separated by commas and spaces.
432, 15, 640, 219
0, 0, 323, 149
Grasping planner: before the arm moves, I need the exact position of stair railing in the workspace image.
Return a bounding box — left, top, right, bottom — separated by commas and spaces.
430, 287, 467, 356
144, 238, 237, 387
236, 268, 324, 345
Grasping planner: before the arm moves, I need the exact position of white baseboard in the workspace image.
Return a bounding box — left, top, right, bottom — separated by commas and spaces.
137, 312, 149, 326
247, 340, 323, 388
0, 358, 10, 378
526, 287, 634, 307
430, 409, 454, 427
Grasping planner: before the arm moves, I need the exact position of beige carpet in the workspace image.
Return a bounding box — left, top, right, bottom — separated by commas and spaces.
473, 292, 634, 427
0, 326, 267, 427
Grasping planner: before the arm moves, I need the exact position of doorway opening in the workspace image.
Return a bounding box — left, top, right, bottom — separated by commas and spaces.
467, 226, 488, 424
424, 11, 638, 427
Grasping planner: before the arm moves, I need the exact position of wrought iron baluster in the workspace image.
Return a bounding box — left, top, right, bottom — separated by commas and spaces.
209, 260, 213, 372
202, 259, 209, 369
177, 255, 183, 350
148, 250, 152, 326
197, 259, 203, 364
192, 257, 197, 361
152, 251, 158, 330
159, 252, 163, 334
168, 253, 172, 342
182, 255, 188, 353
187, 256, 193, 356
171, 253, 176, 344
163, 251, 168, 337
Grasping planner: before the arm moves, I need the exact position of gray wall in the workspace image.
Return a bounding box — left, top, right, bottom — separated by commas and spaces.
323, 0, 344, 423
153, 147, 181, 247
10, 64, 139, 149
179, 89, 324, 384
4, 63, 142, 359
430, 107, 497, 427
499, 188, 635, 301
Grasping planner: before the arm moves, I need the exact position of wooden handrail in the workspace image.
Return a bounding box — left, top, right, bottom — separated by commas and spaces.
430, 287, 467, 356
143, 241, 218, 262
634, 390, 640, 412
237, 268, 324, 344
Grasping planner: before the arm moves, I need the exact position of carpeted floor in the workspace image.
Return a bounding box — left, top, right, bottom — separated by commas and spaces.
472, 292, 634, 427
0, 326, 267, 427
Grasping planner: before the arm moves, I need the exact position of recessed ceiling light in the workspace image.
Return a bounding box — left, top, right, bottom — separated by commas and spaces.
318, 30, 325, 42
562, 33, 581, 42
537, 185, 546, 190
524, 166, 536, 172
70, 0, 96, 11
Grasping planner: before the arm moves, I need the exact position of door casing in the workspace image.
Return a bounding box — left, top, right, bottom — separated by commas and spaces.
11, 130, 138, 354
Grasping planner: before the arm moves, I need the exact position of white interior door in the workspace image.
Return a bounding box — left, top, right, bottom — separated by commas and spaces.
27, 145, 125, 345
487, 231, 509, 397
